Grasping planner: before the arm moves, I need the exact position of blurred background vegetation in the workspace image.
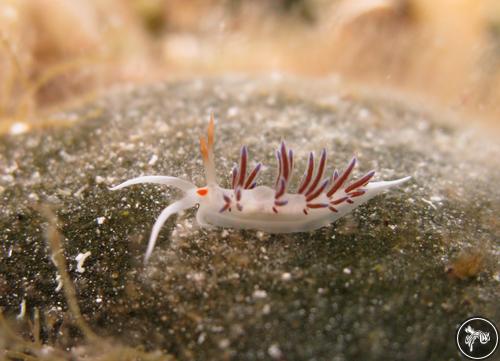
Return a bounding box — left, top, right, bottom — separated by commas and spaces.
1, 0, 499, 133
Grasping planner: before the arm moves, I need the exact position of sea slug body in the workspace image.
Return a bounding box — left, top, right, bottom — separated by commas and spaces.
110, 115, 411, 263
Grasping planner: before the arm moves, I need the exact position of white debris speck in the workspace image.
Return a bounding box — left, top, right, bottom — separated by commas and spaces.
119, 142, 135, 151
148, 154, 158, 166
417, 120, 429, 131
421, 198, 437, 210
59, 150, 76, 162
262, 304, 271, 314
388, 224, 397, 230
343, 267, 352, 275
197, 332, 206, 344
57, 188, 72, 197
253, 289, 267, 299
430, 195, 443, 202
227, 106, 240, 118
31, 171, 40, 180
8, 246, 13, 257
187, 272, 205, 282
96, 216, 106, 225
256, 231, 266, 240
270, 71, 283, 81
320, 95, 341, 106
73, 185, 88, 198
10, 122, 29, 135
1, 5, 18, 20
95, 175, 105, 184
16, 299, 26, 320
221, 229, 229, 238
268, 344, 283, 359
358, 108, 370, 120
281, 272, 292, 281
75, 251, 91, 273
218, 338, 230, 349
96, 297, 102, 303
2, 174, 14, 183
6, 162, 18, 173
55, 274, 63, 292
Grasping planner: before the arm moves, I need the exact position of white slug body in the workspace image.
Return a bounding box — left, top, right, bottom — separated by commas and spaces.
110, 116, 410, 263
197, 180, 409, 233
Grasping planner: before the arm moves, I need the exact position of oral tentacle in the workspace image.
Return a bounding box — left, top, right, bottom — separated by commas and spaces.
144, 195, 197, 264
109, 176, 196, 192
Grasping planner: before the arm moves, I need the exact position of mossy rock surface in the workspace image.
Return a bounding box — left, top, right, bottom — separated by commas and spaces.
1, 76, 499, 360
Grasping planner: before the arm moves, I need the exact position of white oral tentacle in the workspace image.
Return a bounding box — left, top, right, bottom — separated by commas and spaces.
109, 175, 196, 192
144, 195, 197, 264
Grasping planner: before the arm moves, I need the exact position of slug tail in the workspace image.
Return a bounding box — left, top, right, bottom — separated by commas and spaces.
341, 175, 411, 209
365, 176, 412, 192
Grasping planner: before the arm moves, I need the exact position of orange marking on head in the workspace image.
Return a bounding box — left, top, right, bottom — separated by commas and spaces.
197, 188, 209, 196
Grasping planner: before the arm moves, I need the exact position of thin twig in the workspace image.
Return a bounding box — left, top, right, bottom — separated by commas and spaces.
4, 350, 39, 361
16, 57, 99, 120
0, 309, 37, 349
33, 308, 40, 346
38, 205, 98, 342
0, 32, 30, 117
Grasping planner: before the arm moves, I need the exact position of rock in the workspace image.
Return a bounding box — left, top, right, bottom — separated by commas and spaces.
0, 76, 498, 360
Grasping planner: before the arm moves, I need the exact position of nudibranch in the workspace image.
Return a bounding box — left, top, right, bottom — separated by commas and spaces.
110, 115, 410, 263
